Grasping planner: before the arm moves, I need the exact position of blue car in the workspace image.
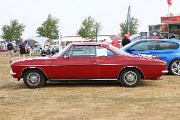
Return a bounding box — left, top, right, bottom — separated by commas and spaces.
121, 39, 180, 75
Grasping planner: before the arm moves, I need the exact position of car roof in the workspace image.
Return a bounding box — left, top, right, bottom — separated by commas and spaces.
138, 39, 180, 44
71, 42, 110, 46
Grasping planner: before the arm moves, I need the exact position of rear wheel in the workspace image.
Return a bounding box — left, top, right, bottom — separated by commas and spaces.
23, 70, 45, 88
119, 69, 141, 87
169, 60, 180, 75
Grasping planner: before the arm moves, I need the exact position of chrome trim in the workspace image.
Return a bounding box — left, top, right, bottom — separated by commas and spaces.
124, 71, 137, 85
162, 70, 168, 74
10, 69, 16, 75
27, 72, 41, 86
29, 67, 36, 68
171, 60, 180, 75
49, 79, 117, 81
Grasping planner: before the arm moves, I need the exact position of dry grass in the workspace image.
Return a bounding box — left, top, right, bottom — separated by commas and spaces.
0, 56, 180, 120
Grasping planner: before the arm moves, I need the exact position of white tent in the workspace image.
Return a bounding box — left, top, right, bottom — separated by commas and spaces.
0, 39, 5, 42
26, 37, 49, 46
60, 35, 112, 42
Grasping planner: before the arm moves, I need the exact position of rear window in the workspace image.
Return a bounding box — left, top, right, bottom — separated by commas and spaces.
157, 41, 179, 50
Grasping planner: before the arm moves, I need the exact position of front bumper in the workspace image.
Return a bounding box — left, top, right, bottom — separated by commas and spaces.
10, 69, 16, 76
162, 70, 168, 74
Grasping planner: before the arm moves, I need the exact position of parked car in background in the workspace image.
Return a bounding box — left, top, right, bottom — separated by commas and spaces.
10, 42, 167, 88
122, 39, 180, 75
40, 47, 59, 56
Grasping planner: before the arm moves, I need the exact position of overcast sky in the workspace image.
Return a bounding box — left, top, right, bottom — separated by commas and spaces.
0, 0, 179, 39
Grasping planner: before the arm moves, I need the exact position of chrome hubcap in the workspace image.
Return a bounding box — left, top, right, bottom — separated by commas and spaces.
124, 71, 137, 85
171, 60, 180, 75
27, 73, 40, 85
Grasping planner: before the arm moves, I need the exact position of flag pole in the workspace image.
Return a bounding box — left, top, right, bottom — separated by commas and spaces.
167, 0, 172, 16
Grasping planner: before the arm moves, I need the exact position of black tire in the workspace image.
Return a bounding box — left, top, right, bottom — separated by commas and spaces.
44, 79, 48, 84
23, 70, 45, 88
169, 60, 180, 75
119, 68, 141, 87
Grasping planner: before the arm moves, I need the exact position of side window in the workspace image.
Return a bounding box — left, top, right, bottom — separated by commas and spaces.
131, 41, 157, 51
157, 41, 179, 50
67, 45, 96, 57
96, 46, 116, 56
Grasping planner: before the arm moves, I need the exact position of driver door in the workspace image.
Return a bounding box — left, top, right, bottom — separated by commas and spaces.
51, 45, 98, 79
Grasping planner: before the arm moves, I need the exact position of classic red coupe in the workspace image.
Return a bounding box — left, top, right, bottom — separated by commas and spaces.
10, 42, 167, 88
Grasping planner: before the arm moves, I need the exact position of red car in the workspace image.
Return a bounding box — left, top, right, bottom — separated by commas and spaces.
10, 42, 167, 88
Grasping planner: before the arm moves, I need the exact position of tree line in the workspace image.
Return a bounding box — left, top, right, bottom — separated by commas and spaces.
1, 14, 138, 42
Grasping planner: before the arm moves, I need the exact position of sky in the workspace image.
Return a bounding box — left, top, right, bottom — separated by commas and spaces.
0, 0, 179, 39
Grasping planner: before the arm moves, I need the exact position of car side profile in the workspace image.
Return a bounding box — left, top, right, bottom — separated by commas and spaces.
10, 42, 167, 88
122, 39, 180, 75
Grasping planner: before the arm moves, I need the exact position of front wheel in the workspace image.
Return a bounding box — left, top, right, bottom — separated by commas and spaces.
119, 69, 141, 87
169, 60, 180, 75
23, 70, 45, 88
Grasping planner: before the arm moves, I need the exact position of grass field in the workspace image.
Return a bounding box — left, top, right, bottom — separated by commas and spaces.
0, 56, 180, 120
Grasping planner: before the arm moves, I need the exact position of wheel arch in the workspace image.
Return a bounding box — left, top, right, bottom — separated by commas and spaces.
21, 67, 48, 80
118, 66, 144, 79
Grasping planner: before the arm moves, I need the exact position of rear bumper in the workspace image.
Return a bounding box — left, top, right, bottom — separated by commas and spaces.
162, 70, 168, 74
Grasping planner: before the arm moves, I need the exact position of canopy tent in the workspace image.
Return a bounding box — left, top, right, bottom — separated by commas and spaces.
0, 39, 5, 42
25, 37, 49, 46
60, 35, 113, 42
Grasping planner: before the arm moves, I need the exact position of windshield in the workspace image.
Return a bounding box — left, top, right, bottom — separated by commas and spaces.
53, 44, 71, 57
121, 40, 140, 50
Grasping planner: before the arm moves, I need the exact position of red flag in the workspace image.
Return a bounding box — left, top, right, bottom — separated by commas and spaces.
111, 35, 120, 48
167, 0, 172, 6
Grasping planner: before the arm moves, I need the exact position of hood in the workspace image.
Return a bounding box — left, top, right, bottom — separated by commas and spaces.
10, 56, 51, 65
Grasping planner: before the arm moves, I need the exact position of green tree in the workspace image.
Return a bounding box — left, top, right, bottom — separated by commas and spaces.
120, 17, 138, 35
37, 14, 60, 39
1, 20, 25, 42
77, 16, 101, 40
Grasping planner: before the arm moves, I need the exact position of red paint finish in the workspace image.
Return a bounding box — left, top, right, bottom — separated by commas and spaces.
50, 57, 98, 79
10, 42, 167, 80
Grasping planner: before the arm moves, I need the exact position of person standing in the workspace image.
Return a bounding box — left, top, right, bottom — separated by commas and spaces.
19, 40, 26, 58
111, 35, 120, 48
122, 34, 131, 47
7, 42, 14, 62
